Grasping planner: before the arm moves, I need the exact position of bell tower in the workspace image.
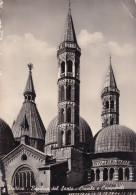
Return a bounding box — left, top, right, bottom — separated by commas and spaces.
57, 3, 81, 147
101, 56, 120, 128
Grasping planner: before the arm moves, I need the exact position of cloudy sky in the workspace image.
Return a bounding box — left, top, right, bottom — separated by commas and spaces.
1, 0, 136, 136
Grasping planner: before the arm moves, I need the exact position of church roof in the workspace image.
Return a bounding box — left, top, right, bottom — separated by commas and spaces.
94, 124, 136, 153
12, 101, 46, 140
20, 114, 29, 129
62, 6, 77, 43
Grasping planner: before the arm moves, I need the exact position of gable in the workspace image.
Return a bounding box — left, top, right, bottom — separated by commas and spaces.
2, 144, 45, 166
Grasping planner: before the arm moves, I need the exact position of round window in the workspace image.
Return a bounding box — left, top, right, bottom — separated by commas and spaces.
21, 154, 27, 161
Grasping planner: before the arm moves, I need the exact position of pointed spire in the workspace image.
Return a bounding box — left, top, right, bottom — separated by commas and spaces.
62, 1, 77, 43
24, 63, 36, 101
104, 55, 118, 89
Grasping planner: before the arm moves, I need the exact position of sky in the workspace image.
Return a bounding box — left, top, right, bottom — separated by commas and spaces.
0, 0, 136, 136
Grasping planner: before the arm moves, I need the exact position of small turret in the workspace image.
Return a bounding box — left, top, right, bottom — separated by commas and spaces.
101, 56, 120, 128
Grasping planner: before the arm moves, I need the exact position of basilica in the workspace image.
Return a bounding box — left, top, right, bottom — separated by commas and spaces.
0, 3, 136, 195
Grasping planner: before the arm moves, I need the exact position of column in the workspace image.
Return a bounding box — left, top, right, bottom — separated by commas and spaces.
129, 167, 133, 181
87, 172, 91, 183
100, 168, 103, 181
29, 172, 31, 187
18, 173, 20, 188
123, 168, 125, 181
73, 60, 75, 77
114, 167, 118, 181
22, 172, 24, 188
94, 169, 97, 181
25, 172, 27, 188
108, 169, 110, 181
64, 85, 66, 101
65, 60, 67, 76
71, 129, 74, 145
64, 107, 66, 123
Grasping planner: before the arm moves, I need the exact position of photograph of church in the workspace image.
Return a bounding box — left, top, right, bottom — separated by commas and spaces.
0, 0, 136, 194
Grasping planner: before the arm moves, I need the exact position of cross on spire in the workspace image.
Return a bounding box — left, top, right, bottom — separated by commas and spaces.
28, 63, 33, 72
109, 54, 112, 66
69, 0, 71, 9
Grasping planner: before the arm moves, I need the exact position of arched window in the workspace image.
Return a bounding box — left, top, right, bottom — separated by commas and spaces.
106, 101, 109, 109
111, 100, 114, 109
66, 85, 71, 100
125, 168, 129, 181
66, 130, 71, 145
28, 96, 31, 101
96, 169, 100, 181
91, 170, 95, 182
103, 168, 108, 181
61, 86, 65, 101
109, 168, 114, 180
13, 167, 36, 191
60, 131, 64, 146
67, 60, 72, 72
66, 107, 71, 123
61, 62, 65, 74
119, 168, 123, 180
110, 118, 114, 125
60, 108, 64, 123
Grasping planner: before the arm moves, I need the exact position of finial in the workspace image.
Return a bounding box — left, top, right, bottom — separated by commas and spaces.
28, 63, 33, 72
109, 54, 112, 66
69, 0, 71, 10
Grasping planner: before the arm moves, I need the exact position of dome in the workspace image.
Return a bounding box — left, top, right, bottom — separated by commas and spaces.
94, 124, 136, 153
0, 118, 14, 156
45, 116, 58, 146
45, 116, 93, 150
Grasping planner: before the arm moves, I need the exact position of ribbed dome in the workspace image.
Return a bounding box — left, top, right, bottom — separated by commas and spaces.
45, 116, 93, 150
79, 117, 93, 145
94, 124, 136, 153
45, 116, 58, 146
0, 118, 14, 156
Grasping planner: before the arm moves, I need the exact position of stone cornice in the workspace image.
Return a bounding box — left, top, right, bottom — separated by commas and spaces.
2, 144, 45, 165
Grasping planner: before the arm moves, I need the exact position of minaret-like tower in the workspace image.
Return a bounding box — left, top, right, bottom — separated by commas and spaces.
12, 64, 46, 152
57, 3, 81, 147
101, 56, 120, 128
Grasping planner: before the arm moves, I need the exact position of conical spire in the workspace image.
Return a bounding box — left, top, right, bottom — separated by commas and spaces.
62, 2, 77, 43
104, 56, 118, 89
24, 63, 36, 101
